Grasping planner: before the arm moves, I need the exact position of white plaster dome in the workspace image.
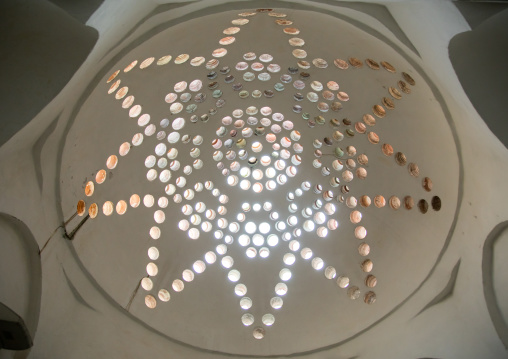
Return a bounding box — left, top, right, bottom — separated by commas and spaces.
59, 7, 459, 356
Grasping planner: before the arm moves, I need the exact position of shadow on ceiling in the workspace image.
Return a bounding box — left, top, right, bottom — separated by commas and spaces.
0, 0, 98, 147
449, 6, 508, 149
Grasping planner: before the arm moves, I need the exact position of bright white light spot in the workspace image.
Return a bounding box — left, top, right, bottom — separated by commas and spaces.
252, 142, 263, 152
214, 230, 223, 239
311, 257, 324, 270
193, 260, 206, 273
218, 218, 228, 229
218, 205, 227, 216
259, 222, 270, 234
157, 157, 167, 168
155, 143, 167, 156
227, 175, 238, 186
146, 263, 158, 276
235, 284, 247, 296
176, 176, 186, 188
245, 222, 257, 234
238, 234, 250, 246
242, 203, 251, 212
222, 256, 234, 268
224, 235, 234, 244
337, 276, 350, 288
188, 228, 200, 240
240, 167, 251, 177
204, 252, 216, 264
216, 244, 227, 255
170, 160, 180, 171
240, 297, 252, 309
275, 160, 286, 170
229, 222, 239, 233
253, 203, 261, 212
253, 182, 263, 193
154, 210, 165, 224
150, 226, 160, 239
144, 195, 155, 207
252, 234, 264, 246
277, 174, 287, 185
328, 219, 339, 231
145, 155, 156, 168
259, 247, 270, 258
287, 216, 298, 226
262, 314, 275, 326
172, 279, 184, 292
289, 240, 300, 251
158, 289, 170, 302
253, 327, 265, 340
228, 269, 241, 282
317, 227, 328, 237
276, 221, 286, 231
325, 266, 337, 279
190, 214, 201, 225
242, 313, 254, 326
159, 170, 171, 182
283, 253, 296, 265
165, 184, 176, 196
141, 278, 153, 291
324, 203, 336, 215
267, 234, 279, 246
183, 269, 194, 282
270, 296, 283, 309
148, 247, 159, 260
279, 268, 292, 281
158, 197, 168, 208
252, 169, 263, 180
301, 248, 313, 259
195, 202, 206, 213
314, 212, 326, 224
182, 204, 192, 216
201, 221, 212, 232
206, 209, 216, 220
303, 220, 315, 232
240, 180, 251, 190
275, 283, 288, 296
246, 247, 257, 258
266, 167, 276, 178
260, 155, 271, 166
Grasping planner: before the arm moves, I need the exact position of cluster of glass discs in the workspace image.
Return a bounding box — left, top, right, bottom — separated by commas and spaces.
74, 8, 444, 341
214, 107, 301, 193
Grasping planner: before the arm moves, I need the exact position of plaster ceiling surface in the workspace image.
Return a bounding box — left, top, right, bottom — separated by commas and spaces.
59, 7, 460, 356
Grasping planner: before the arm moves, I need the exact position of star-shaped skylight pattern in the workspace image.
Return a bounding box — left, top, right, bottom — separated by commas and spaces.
75, 8, 442, 340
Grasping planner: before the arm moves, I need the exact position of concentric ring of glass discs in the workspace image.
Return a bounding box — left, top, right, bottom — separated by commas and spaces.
213, 107, 302, 193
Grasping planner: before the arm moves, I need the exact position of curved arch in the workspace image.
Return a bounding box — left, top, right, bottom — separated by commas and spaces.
482, 220, 508, 349
0, 213, 42, 347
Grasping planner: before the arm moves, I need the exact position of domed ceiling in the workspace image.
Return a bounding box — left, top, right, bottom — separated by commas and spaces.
60, 7, 459, 356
